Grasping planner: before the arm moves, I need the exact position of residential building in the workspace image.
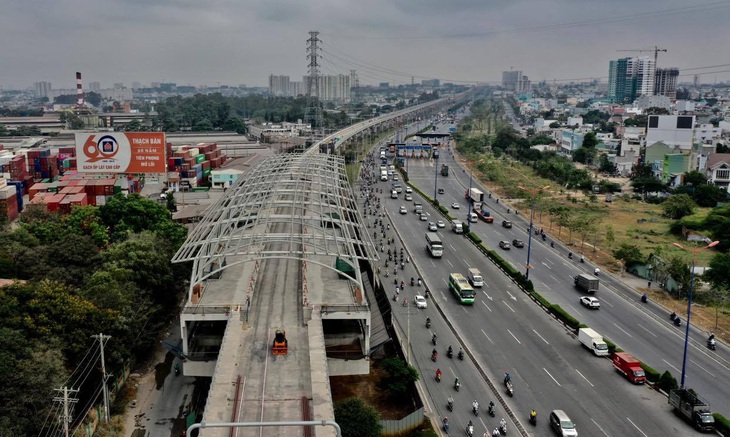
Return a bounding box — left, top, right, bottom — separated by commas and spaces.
269, 75, 290, 96
676, 100, 696, 112
88, 81, 101, 92
706, 153, 730, 192
502, 70, 530, 92
621, 127, 645, 156
560, 130, 585, 154
645, 115, 695, 150
421, 79, 440, 87
636, 95, 671, 111
608, 57, 656, 103
567, 116, 583, 127
694, 123, 723, 145
34, 81, 52, 98
654, 68, 679, 99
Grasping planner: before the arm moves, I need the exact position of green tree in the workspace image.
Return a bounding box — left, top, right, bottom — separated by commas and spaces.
222, 116, 247, 134
703, 252, 730, 291
379, 358, 419, 395
192, 118, 214, 131
693, 184, 727, 208
581, 132, 598, 149
549, 121, 561, 128
598, 154, 616, 173
666, 255, 691, 298
661, 194, 696, 219
33, 234, 102, 287
334, 398, 381, 437
630, 177, 666, 200
85, 91, 102, 107
613, 243, 645, 269
683, 170, 708, 186
125, 118, 143, 132
605, 225, 615, 248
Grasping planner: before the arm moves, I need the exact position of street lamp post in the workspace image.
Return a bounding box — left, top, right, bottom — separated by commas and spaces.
519, 185, 550, 280
672, 240, 719, 389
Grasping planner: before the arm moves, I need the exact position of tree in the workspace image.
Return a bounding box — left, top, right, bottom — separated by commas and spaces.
125, 118, 143, 132
334, 398, 381, 437
581, 132, 598, 149
222, 116, 247, 134
549, 121, 561, 129
598, 154, 616, 173
661, 194, 696, 219
613, 244, 645, 269
85, 91, 102, 107
666, 255, 691, 298
683, 170, 708, 187
379, 358, 419, 395
693, 184, 727, 208
192, 118, 214, 131
630, 177, 666, 200
703, 252, 730, 291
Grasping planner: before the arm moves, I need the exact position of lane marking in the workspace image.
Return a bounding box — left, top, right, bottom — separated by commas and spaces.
543, 367, 561, 387
507, 329, 522, 344
481, 329, 494, 344
575, 368, 595, 387
442, 278, 448, 285
481, 301, 492, 312
601, 299, 615, 308
541, 262, 552, 270
503, 301, 516, 313
662, 359, 680, 373
447, 259, 454, 268
548, 274, 559, 282
612, 322, 633, 338
482, 290, 493, 301
463, 258, 469, 267
532, 329, 549, 345
506, 290, 517, 301
637, 324, 657, 338
690, 359, 717, 377
590, 418, 611, 437
626, 417, 649, 437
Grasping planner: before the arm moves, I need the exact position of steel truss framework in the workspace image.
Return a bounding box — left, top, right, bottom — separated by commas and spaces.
172, 154, 375, 293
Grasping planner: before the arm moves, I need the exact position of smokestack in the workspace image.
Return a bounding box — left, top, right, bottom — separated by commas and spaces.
76, 72, 84, 108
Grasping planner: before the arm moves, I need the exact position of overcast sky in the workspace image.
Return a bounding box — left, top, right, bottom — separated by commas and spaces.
2, 0, 729, 90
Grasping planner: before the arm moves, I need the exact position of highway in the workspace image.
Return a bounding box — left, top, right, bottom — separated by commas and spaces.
406, 120, 730, 418
363, 117, 715, 435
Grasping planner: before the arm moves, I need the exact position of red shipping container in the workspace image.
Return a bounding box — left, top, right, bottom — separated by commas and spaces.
59, 198, 72, 214
59, 186, 74, 195
68, 193, 87, 206
59, 147, 76, 155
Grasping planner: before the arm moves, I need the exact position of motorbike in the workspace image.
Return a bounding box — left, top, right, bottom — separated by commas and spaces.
472, 404, 479, 416
568, 252, 573, 260
436, 372, 442, 382
426, 318, 431, 329
447, 399, 453, 412
499, 422, 507, 435
431, 351, 438, 362
670, 313, 681, 326
458, 350, 464, 360
641, 294, 648, 303
580, 256, 585, 263
529, 412, 537, 426
454, 380, 461, 391
447, 347, 453, 359
432, 335, 437, 346
488, 403, 496, 417
410, 277, 414, 286
466, 424, 474, 437
708, 338, 717, 351
505, 381, 514, 397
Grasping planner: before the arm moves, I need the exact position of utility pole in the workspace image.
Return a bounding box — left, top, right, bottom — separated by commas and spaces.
92, 333, 112, 423
304, 31, 324, 145
53, 386, 79, 437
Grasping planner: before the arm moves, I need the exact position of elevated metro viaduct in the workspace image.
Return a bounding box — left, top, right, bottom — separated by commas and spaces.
171, 95, 464, 436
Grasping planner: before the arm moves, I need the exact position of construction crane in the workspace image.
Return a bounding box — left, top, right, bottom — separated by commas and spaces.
617, 46, 668, 67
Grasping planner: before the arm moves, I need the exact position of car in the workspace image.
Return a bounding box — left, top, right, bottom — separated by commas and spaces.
502, 220, 513, 228
428, 222, 437, 231
436, 220, 445, 228
438, 188, 445, 194
405, 186, 412, 194
498, 240, 511, 250
405, 194, 413, 201
580, 296, 600, 309
512, 239, 524, 248
414, 295, 427, 309
393, 175, 399, 181
419, 213, 428, 221
451, 202, 460, 209
549, 410, 578, 436
399, 206, 407, 214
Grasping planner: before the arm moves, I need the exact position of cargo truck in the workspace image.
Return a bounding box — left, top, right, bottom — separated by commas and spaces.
668, 389, 715, 432
574, 273, 599, 294
441, 164, 449, 176
474, 203, 494, 223
578, 328, 608, 356
612, 352, 646, 384
451, 220, 463, 234
414, 202, 423, 214
465, 188, 484, 204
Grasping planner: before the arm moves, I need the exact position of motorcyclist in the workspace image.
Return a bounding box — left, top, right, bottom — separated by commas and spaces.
492, 429, 500, 437
447, 345, 453, 357
466, 420, 474, 436
488, 401, 495, 415
472, 399, 479, 413
458, 347, 464, 359
670, 311, 677, 319
447, 395, 454, 409
426, 316, 431, 325
500, 418, 507, 430
410, 277, 415, 286
432, 348, 438, 359
436, 368, 442, 380
568, 252, 573, 259
708, 334, 716, 347
454, 377, 461, 390
594, 268, 600, 275
442, 416, 449, 431
530, 409, 537, 424
504, 373, 511, 383
641, 293, 648, 303
432, 333, 437, 344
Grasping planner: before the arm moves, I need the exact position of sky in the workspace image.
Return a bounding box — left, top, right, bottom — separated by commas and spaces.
2, 0, 730, 90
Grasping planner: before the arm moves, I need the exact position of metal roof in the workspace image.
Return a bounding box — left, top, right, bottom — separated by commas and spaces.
172, 153, 376, 287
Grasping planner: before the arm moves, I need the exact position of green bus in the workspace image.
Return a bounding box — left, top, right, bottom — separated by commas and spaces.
449, 273, 475, 305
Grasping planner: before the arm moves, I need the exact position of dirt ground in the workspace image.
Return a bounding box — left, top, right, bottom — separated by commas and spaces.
330, 358, 418, 420
458, 155, 730, 343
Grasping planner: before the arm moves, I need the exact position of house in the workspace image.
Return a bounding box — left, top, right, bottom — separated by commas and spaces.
706, 153, 730, 192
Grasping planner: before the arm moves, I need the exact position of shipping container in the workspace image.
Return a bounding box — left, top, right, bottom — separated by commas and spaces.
95, 195, 107, 206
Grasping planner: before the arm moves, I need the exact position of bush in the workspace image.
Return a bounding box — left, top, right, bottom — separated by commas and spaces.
531, 290, 551, 308
467, 232, 482, 244
657, 370, 678, 392
603, 338, 621, 355
640, 363, 661, 383
334, 397, 382, 437
713, 413, 730, 435
379, 358, 419, 395
550, 305, 581, 329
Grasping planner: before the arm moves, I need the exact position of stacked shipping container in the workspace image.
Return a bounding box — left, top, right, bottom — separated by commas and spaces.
166, 142, 225, 189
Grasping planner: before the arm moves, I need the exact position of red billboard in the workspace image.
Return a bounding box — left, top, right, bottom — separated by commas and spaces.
75, 132, 166, 173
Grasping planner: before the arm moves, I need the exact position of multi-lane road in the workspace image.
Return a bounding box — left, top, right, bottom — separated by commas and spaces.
364, 116, 727, 436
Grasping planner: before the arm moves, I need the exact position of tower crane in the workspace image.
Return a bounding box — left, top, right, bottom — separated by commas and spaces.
617, 46, 667, 67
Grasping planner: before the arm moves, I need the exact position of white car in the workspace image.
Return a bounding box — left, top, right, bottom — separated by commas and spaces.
405, 194, 413, 201
405, 187, 413, 194
428, 221, 437, 231
399, 206, 407, 214
580, 296, 600, 309
414, 295, 427, 309
393, 175, 399, 181
419, 212, 429, 221
451, 202, 460, 209
436, 220, 445, 228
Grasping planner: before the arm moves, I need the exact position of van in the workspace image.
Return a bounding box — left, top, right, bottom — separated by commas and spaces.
469, 212, 478, 223
549, 410, 578, 436
381, 171, 388, 181
391, 190, 398, 199
467, 268, 483, 287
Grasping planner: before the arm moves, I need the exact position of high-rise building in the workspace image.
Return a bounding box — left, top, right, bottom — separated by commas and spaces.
305, 74, 350, 102
502, 70, 530, 92
608, 56, 655, 103
88, 81, 101, 92
269, 75, 290, 96
34, 81, 52, 98
422, 79, 440, 87
654, 68, 679, 100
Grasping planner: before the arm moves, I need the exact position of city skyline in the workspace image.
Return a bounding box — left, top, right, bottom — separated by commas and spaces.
2, 0, 730, 90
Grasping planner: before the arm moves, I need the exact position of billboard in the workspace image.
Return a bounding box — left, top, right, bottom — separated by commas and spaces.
75, 132, 166, 173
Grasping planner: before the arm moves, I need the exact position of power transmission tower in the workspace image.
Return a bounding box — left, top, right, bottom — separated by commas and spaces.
304, 31, 324, 143
92, 333, 112, 423
53, 386, 79, 437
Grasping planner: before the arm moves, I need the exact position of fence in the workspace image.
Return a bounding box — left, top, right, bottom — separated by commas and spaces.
380, 407, 425, 436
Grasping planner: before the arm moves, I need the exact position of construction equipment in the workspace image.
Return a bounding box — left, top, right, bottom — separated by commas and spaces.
272, 329, 288, 355
617, 46, 667, 69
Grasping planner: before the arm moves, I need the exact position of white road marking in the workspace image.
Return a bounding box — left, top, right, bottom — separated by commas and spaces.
481, 329, 493, 344
481, 301, 492, 312
507, 329, 521, 344
637, 324, 657, 338
447, 259, 454, 268
549, 274, 560, 282
532, 329, 549, 345
601, 299, 615, 308
482, 290, 493, 301
503, 301, 516, 313
590, 419, 611, 437
575, 368, 595, 387
690, 359, 717, 377
442, 278, 448, 285
612, 323, 633, 338
662, 359, 681, 373
543, 367, 561, 387
505, 290, 516, 301
626, 417, 649, 437
541, 262, 552, 270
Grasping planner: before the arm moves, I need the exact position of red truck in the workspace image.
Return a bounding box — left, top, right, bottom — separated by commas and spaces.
612, 352, 646, 384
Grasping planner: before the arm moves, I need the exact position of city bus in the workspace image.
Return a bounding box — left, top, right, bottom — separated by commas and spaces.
448, 273, 475, 305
